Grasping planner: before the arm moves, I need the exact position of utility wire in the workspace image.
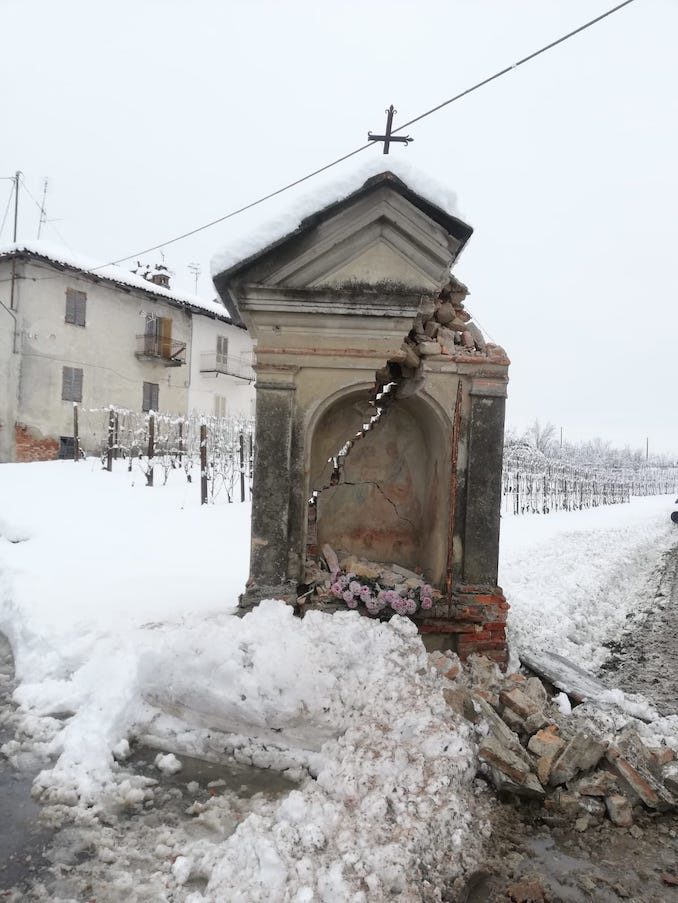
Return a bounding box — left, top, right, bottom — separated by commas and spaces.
393, 0, 638, 134
99, 0, 639, 270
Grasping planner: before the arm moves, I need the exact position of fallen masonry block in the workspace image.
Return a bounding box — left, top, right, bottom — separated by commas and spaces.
499, 687, 542, 721
543, 789, 602, 821
537, 753, 559, 786
606, 745, 677, 810
479, 737, 534, 784
605, 793, 634, 827
663, 763, 678, 796
571, 771, 619, 797
442, 686, 477, 723
549, 731, 607, 786
528, 726, 565, 760
429, 650, 462, 681
648, 746, 675, 768
501, 707, 528, 736
488, 766, 546, 801
523, 677, 548, 709
473, 697, 534, 770
525, 711, 550, 735
520, 650, 608, 704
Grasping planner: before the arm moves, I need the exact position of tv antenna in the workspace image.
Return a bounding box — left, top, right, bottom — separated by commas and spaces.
188, 262, 201, 294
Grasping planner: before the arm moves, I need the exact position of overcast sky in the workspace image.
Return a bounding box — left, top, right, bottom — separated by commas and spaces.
2, 0, 676, 455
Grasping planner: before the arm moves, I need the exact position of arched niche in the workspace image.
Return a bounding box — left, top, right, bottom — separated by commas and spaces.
309, 389, 450, 586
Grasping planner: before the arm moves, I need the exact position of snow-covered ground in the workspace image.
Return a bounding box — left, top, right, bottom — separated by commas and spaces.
499, 495, 677, 670
0, 460, 676, 900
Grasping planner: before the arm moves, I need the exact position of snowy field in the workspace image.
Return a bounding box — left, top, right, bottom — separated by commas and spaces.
0, 459, 676, 900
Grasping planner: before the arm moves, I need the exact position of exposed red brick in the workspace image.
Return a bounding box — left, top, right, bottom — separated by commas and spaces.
15, 423, 59, 463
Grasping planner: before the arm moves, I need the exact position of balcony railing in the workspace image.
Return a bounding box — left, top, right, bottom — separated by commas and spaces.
135, 335, 187, 367
200, 352, 255, 382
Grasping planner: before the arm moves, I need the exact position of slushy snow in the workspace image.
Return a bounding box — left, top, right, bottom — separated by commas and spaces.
1, 460, 677, 899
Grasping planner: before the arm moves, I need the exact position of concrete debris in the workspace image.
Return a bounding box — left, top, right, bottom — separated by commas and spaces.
433, 651, 678, 830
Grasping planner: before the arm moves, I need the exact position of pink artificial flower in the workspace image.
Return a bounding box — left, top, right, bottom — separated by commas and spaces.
422, 584, 433, 596
330, 582, 343, 597
384, 590, 400, 608
359, 586, 372, 603
405, 597, 417, 615
346, 596, 359, 609
349, 580, 361, 595
421, 595, 433, 610
342, 590, 354, 604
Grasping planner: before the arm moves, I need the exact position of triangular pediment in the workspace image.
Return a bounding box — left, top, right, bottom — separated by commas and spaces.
213, 173, 473, 325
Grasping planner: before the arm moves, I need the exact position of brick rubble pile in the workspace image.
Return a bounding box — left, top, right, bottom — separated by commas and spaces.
431, 650, 678, 831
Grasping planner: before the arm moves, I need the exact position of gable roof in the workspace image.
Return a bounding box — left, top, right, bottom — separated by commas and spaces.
0, 240, 232, 322
211, 159, 473, 284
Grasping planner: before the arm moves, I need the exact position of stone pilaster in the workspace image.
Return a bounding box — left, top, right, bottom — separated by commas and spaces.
463, 378, 507, 587
242, 372, 297, 606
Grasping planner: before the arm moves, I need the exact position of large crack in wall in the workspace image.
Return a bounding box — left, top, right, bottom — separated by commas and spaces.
301, 275, 496, 602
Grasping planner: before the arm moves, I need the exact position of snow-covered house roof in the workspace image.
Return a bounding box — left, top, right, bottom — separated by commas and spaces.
211, 158, 472, 283
0, 240, 232, 322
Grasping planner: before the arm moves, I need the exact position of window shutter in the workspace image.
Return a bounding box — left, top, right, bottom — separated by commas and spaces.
217, 335, 228, 362
73, 368, 83, 402
65, 289, 87, 326
143, 381, 159, 412
62, 366, 83, 401
160, 318, 172, 359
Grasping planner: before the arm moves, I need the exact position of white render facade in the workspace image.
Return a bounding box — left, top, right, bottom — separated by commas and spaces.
188, 314, 255, 419
0, 243, 254, 462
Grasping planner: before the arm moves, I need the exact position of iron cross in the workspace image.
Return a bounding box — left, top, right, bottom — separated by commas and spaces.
368, 105, 413, 154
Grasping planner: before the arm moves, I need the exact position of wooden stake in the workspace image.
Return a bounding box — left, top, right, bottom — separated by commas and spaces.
239, 433, 245, 502
200, 423, 208, 505
106, 408, 115, 472
147, 413, 155, 487
73, 403, 80, 462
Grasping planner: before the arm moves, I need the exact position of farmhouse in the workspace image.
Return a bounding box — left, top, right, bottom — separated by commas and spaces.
0, 241, 254, 462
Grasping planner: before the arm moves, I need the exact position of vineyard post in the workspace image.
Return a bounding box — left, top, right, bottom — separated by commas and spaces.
106, 408, 115, 472
73, 403, 79, 462
239, 433, 245, 502
147, 413, 155, 487
200, 423, 208, 505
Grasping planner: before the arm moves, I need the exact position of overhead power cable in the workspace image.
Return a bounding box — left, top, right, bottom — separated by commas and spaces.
99, 0, 638, 270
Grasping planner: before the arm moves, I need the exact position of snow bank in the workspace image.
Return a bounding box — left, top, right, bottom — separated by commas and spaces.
0, 461, 479, 899
500, 495, 676, 670
210, 156, 464, 278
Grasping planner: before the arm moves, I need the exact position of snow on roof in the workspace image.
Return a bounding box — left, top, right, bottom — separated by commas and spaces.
0, 239, 232, 322
210, 156, 466, 278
